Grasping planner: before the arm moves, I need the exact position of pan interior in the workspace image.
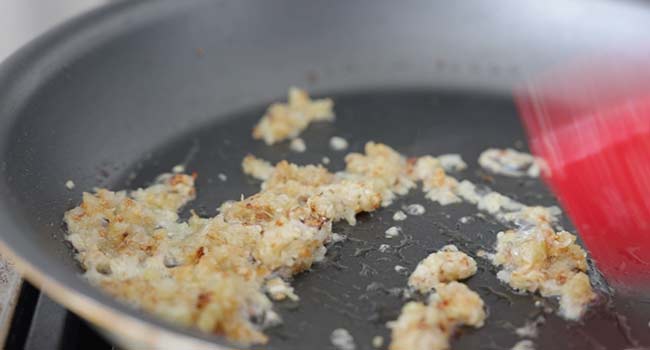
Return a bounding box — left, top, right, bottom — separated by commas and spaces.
101, 89, 649, 350
2, 1, 650, 348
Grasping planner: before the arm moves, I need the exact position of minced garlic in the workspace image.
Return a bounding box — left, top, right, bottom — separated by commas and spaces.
330, 136, 349, 151
289, 137, 307, 153
408, 245, 477, 293
385, 226, 401, 239
479, 148, 540, 178
65, 142, 421, 345
492, 223, 595, 320
392, 210, 407, 221
65, 180, 75, 190
388, 282, 486, 350
252, 87, 334, 144
265, 277, 299, 302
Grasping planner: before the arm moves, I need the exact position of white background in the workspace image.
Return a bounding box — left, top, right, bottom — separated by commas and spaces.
0, 0, 107, 62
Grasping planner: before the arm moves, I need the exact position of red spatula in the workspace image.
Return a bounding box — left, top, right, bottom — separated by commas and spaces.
515, 58, 650, 292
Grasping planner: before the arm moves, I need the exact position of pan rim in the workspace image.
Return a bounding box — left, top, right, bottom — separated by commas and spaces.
0, 240, 231, 350
4, 1, 650, 349
0, 1, 242, 349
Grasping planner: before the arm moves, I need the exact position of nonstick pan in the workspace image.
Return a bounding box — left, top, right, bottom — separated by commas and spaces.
0, 1, 649, 349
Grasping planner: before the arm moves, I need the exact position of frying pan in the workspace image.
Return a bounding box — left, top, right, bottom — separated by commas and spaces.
0, 1, 649, 349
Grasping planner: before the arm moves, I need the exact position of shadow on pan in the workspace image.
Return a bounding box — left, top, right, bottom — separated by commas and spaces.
0, 1, 649, 349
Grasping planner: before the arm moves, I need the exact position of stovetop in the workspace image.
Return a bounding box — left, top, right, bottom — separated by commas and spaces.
2, 2, 113, 347
5, 282, 115, 350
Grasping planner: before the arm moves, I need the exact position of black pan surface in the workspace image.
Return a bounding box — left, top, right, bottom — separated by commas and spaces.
0, 1, 649, 349
129, 89, 650, 350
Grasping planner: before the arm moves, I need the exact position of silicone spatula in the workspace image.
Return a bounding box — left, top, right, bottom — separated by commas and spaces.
515, 58, 650, 291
